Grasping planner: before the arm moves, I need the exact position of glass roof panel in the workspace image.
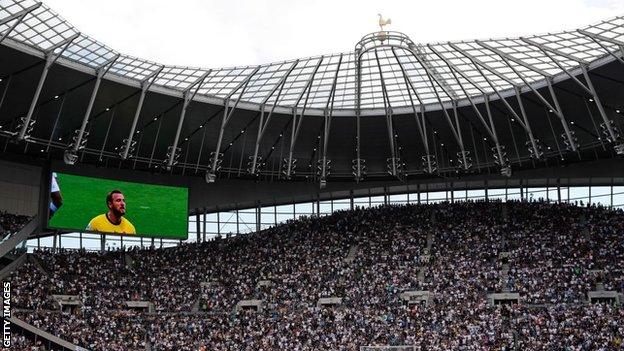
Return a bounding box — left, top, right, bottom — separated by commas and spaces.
1, 0, 622, 113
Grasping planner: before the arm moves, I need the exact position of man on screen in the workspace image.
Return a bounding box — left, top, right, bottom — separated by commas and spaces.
49, 172, 63, 219
87, 190, 136, 234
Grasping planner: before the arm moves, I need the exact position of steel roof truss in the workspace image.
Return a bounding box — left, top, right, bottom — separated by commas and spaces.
166, 71, 210, 169
250, 60, 299, 174
374, 49, 398, 176
286, 57, 325, 178
319, 53, 343, 182
206, 66, 261, 181
0, 2, 41, 44
121, 64, 164, 160
17, 32, 80, 141
64, 53, 120, 164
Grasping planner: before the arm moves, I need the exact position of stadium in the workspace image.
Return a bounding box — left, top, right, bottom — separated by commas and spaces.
1, 0, 624, 349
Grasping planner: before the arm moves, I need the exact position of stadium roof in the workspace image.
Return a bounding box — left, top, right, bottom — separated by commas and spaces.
2, 0, 623, 115
1, 0, 624, 184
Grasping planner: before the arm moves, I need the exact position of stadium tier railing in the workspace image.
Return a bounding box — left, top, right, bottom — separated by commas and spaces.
10, 316, 80, 350
0, 216, 38, 258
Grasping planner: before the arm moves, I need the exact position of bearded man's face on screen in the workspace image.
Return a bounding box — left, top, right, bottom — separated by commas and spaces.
108, 193, 126, 217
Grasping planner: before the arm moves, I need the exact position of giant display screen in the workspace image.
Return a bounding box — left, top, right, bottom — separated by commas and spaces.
47, 172, 188, 239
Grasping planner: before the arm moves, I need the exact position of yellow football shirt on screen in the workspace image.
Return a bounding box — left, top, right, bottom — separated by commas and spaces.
87, 214, 136, 234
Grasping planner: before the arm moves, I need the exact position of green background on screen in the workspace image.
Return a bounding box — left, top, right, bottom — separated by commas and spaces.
48, 173, 188, 239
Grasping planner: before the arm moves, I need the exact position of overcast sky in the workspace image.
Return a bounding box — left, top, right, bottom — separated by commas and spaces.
43, 0, 624, 68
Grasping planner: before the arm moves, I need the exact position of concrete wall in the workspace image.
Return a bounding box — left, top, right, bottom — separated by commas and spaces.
0, 160, 41, 216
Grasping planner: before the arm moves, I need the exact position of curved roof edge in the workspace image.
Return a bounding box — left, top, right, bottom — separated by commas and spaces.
0, 0, 623, 116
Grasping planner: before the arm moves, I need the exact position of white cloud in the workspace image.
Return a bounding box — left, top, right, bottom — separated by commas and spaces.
43, 0, 624, 68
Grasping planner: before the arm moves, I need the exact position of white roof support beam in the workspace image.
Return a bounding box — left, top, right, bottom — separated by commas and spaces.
166, 71, 210, 169
17, 32, 80, 141
427, 44, 487, 95
577, 30, 624, 66
64, 53, 120, 164
476, 41, 553, 78
577, 29, 624, 47
319, 54, 343, 183
250, 60, 299, 174
408, 47, 466, 156
448, 42, 518, 87
579, 65, 619, 143
483, 94, 508, 169
546, 79, 578, 152
0, 2, 41, 44
373, 49, 398, 176
450, 43, 546, 158
412, 44, 460, 100
121, 64, 164, 160
285, 57, 325, 178
520, 37, 590, 65
522, 37, 618, 145
520, 38, 592, 94
206, 67, 261, 182
391, 48, 431, 164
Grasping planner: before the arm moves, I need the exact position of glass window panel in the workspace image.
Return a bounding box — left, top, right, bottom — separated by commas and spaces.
506, 188, 521, 201
275, 204, 292, 213
238, 212, 255, 225
220, 223, 238, 235
569, 186, 590, 204
489, 189, 506, 201
60, 234, 80, 250
527, 187, 547, 201
547, 188, 559, 202
81, 233, 101, 251
105, 236, 121, 251
295, 202, 313, 214
260, 213, 275, 225
407, 192, 422, 204
369, 196, 384, 204
590, 194, 610, 206
467, 190, 484, 199
612, 187, 624, 207
319, 201, 332, 213
591, 186, 611, 197
332, 201, 350, 211
558, 187, 568, 202
276, 213, 294, 223
389, 194, 407, 204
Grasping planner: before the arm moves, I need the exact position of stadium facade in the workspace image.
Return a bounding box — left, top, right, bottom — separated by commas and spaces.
1, 0, 624, 249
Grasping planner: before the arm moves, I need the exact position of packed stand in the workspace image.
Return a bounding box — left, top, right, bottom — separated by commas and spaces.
9, 201, 624, 350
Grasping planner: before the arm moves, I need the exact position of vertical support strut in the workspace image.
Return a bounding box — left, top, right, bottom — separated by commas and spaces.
17, 33, 80, 141
64, 54, 119, 165
409, 46, 468, 170
319, 54, 343, 187
579, 65, 618, 143
121, 65, 164, 160
285, 57, 325, 178
166, 71, 210, 169
449, 42, 543, 161
206, 66, 261, 182
373, 49, 398, 176
391, 48, 435, 172
250, 60, 299, 175
522, 37, 621, 151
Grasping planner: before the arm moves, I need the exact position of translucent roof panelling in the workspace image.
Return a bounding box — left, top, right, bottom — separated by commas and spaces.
1, 0, 623, 113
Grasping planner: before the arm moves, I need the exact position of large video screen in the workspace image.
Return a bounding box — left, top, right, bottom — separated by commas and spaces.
47, 172, 188, 239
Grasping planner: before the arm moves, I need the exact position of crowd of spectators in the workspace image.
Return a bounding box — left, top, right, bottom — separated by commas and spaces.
0, 210, 30, 239
6, 201, 624, 350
